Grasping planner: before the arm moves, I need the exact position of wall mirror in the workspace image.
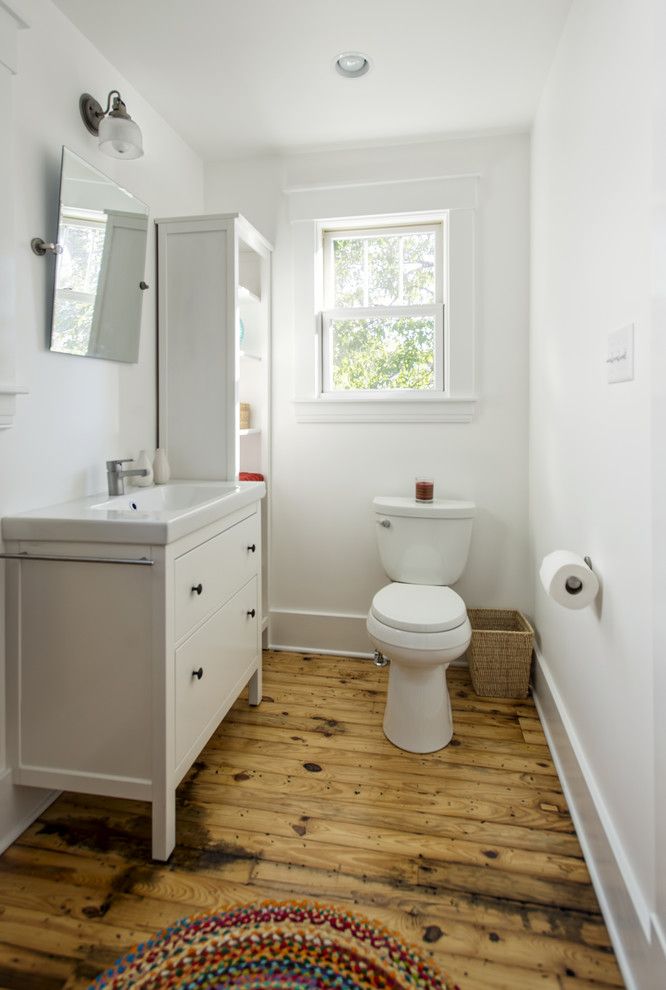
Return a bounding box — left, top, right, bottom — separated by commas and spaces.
49, 147, 149, 362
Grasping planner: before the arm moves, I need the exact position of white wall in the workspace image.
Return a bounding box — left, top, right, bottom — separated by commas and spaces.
205, 134, 531, 653
530, 0, 662, 985
652, 0, 666, 965
0, 0, 203, 845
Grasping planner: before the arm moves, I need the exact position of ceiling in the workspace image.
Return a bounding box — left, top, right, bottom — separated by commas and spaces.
53, 0, 572, 162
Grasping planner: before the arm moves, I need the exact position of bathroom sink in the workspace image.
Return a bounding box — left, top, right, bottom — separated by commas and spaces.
91, 482, 239, 513
2, 480, 265, 545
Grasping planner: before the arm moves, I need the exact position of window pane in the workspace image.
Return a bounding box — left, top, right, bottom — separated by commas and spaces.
331, 228, 437, 308
333, 237, 364, 307
402, 232, 436, 304
60, 220, 106, 295
52, 297, 94, 355
329, 316, 436, 390
367, 236, 400, 305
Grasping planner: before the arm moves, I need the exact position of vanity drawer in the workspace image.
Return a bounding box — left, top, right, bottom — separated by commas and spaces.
174, 511, 259, 641
175, 576, 258, 767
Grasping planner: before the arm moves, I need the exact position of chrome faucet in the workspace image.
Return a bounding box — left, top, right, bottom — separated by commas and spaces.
106, 459, 148, 496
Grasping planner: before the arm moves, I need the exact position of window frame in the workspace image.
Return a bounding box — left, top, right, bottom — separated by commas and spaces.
319, 217, 447, 397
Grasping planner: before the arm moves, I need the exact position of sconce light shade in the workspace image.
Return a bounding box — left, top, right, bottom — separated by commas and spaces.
98, 113, 143, 159
80, 90, 144, 160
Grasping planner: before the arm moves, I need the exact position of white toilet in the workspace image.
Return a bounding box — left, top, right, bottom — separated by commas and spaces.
367, 496, 476, 753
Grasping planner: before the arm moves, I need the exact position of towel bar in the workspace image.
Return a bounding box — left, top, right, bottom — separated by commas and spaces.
0, 552, 154, 566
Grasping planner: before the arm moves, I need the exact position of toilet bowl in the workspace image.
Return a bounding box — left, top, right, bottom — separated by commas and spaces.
367, 496, 476, 753
367, 582, 472, 752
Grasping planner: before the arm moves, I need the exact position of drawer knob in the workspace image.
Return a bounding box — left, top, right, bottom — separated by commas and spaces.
247, 544, 256, 553
192, 667, 204, 680
247, 608, 256, 618
191, 583, 203, 595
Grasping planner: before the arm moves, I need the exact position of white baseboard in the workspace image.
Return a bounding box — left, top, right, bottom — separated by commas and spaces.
270, 644, 376, 659
269, 608, 373, 656
533, 649, 666, 990
0, 768, 58, 855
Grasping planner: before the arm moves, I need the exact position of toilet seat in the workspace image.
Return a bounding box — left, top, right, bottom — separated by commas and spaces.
367, 609, 471, 653
371, 582, 467, 633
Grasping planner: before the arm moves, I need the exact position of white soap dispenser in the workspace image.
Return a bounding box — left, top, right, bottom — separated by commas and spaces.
153, 448, 170, 485
132, 450, 153, 487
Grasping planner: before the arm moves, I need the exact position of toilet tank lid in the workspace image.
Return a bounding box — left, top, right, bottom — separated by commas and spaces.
373, 496, 476, 519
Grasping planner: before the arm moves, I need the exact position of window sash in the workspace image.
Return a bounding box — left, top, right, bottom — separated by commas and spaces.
323, 221, 443, 311
321, 303, 445, 394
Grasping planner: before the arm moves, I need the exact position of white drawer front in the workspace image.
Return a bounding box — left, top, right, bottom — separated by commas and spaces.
175, 576, 258, 767
175, 511, 259, 641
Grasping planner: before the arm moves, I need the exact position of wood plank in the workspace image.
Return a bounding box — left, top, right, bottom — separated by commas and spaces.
81, 808, 591, 912
0, 943, 74, 990
239, 684, 533, 730
227, 702, 529, 743
27, 793, 595, 912
250, 859, 613, 948
197, 761, 573, 830
215, 714, 562, 790
183, 777, 582, 855
168, 801, 592, 885
200, 734, 570, 809
39, 772, 577, 853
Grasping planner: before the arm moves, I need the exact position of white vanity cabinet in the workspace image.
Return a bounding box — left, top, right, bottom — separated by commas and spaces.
4, 497, 263, 861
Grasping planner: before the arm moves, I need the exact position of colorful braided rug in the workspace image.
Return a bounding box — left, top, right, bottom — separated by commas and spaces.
91, 901, 458, 990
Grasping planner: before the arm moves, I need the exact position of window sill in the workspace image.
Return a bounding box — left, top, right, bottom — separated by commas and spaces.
293, 394, 477, 424
0, 384, 28, 429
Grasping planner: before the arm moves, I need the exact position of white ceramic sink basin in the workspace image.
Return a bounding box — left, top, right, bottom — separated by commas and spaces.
2, 480, 265, 545
91, 483, 239, 513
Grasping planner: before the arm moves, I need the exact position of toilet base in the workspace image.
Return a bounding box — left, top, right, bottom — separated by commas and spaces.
383, 660, 453, 753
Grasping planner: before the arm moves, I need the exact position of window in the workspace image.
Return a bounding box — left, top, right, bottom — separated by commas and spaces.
52, 209, 107, 355
321, 219, 445, 394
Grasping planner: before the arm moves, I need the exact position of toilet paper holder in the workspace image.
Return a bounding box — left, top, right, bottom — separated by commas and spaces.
565, 555, 593, 595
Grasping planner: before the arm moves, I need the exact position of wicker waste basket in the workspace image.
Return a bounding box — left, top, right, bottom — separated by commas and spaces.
466, 609, 534, 699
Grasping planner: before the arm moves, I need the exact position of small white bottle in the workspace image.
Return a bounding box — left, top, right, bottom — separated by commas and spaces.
132, 450, 153, 487
153, 448, 170, 485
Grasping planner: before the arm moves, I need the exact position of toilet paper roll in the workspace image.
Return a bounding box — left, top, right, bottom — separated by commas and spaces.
539, 550, 599, 610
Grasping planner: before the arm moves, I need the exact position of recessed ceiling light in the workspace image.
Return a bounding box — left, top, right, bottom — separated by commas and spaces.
334, 52, 371, 78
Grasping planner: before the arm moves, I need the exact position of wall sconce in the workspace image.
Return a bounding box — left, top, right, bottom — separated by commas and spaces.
79, 90, 144, 159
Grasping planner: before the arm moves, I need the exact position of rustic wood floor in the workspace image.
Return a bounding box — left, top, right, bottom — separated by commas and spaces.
0, 651, 623, 990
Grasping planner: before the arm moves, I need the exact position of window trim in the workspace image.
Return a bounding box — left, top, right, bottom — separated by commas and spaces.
319, 219, 446, 396
287, 174, 478, 424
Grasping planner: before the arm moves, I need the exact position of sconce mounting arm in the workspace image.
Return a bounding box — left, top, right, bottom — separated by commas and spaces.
79, 90, 129, 136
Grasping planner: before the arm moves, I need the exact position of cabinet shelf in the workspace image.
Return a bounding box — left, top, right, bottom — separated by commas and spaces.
240, 349, 262, 362
239, 285, 260, 305
240, 428, 261, 436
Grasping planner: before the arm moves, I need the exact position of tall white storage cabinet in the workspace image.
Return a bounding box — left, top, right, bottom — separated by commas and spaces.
156, 214, 272, 637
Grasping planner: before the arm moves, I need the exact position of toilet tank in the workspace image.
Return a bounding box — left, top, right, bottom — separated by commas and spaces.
373, 496, 475, 585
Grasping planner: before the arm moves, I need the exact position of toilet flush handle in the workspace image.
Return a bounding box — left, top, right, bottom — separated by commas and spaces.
377, 518, 391, 528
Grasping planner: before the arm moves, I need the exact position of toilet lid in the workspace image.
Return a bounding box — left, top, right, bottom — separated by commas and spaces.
371, 583, 467, 633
